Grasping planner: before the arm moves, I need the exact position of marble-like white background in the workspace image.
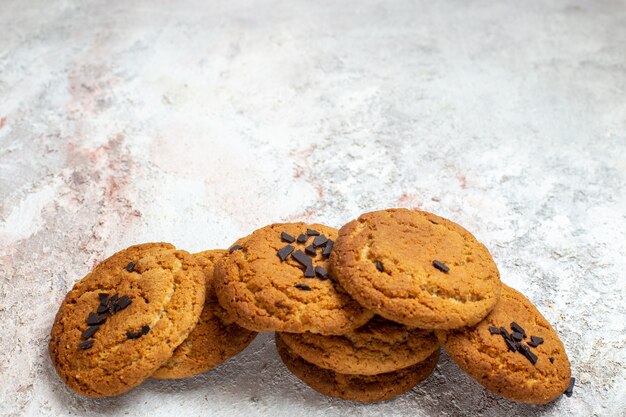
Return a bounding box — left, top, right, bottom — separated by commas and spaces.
1, 0, 625, 416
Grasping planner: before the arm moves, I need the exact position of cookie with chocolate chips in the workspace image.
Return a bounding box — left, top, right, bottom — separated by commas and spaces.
276, 334, 439, 403
152, 250, 257, 379
330, 208, 501, 329
278, 315, 439, 375
214, 223, 373, 335
436, 284, 571, 404
49, 243, 205, 397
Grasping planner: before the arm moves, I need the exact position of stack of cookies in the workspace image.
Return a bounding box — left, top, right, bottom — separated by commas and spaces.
49, 208, 573, 404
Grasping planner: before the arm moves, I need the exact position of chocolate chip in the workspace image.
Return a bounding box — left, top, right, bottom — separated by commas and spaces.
86, 312, 106, 326
81, 325, 100, 339
510, 322, 526, 337
511, 331, 524, 342
322, 240, 334, 258
315, 266, 329, 280
292, 250, 312, 268
528, 335, 544, 347
117, 295, 132, 311
375, 261, 384, 272
126, 330, 142, 339
305, 245, 317, 256
504, 337, 518, 352
518, 344, 538, 364
550, 357, 555, 363
432, 260, 449, 273
281, 232, 296, 243
500, 327, 511, 341
294, 283, 312, 291
312, 235, 328, 247
304, 265, 316, 278
126, 262, 135, 272
96, 304, 109, 314
141, 325, 150, 335
98, 293, 110, 305
108, 293, 119, 314
296, 234, 308, 243
78, 340, 94, 350
229, 245, 243, 252
277, 245, 295, 261
564, 378, 575, 397
306, 229, 320, 236
488, 326, 500, 335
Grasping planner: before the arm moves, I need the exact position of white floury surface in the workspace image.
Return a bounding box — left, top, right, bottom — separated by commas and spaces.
1, 0, 625, 416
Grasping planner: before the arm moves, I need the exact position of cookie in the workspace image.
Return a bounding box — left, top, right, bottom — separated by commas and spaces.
49, 243, 205, 397
279, 315, 438, 375
330, 208, 501, 329
152, 250, 257, 379
436, 284, 571, 404
214, 223, 374, 335
276, 334, 439, 402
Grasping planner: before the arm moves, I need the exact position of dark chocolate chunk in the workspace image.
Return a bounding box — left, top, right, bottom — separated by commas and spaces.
281, 232, 296, 243
488, 326, 501, 335
296, 234, 308, 243
500, 327, 511, 341
98, 293, 110, 305
375, 261, 384, 272
304, 265, 316, 278
78, 340, 94, 350
117, 295, 132, 311
322, 239, 334, 258
277, 245, 295, 261
141, 325, 150, 335
294, 283, 312, 291
432, 260, 450, 273
315, 266, 329, 280
81, 325, 100, 339
126, 330, 142, 339
504, 337, 518, 352
126, 261, 135, 272
86, 312, 106, 326
564, 378, 575, 397
108, 293, 119, 313
305, 245, 317, 256
511, 331, 524, 342
312, 235, 328, 248
229, 245, 243, 252
292, 250, 312, 268
518, 344, 538, 364
550, 357, 555, 363
528, 335, 544, 347
96, 304, 109, 314
510, 322, 526, 337
306, 229, 320, 236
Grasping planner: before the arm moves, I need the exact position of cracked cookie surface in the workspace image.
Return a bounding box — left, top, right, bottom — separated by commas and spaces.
279, 315, 438, 375
276, 334, 439, 403
214, 223, 373, 335
153, 249, 257, 379
436, 284, 571, 404
49, 243, 205, 397
330, 208, 501, 329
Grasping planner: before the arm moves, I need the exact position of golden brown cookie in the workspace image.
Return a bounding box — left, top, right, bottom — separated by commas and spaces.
214, 223, 374, 335
49, 243, 205, 397
436, 284, 571, 404
276, 334, 439, 402
278, 315, 438, 375
152, 250, 257, 379
330, 208, 501, 329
